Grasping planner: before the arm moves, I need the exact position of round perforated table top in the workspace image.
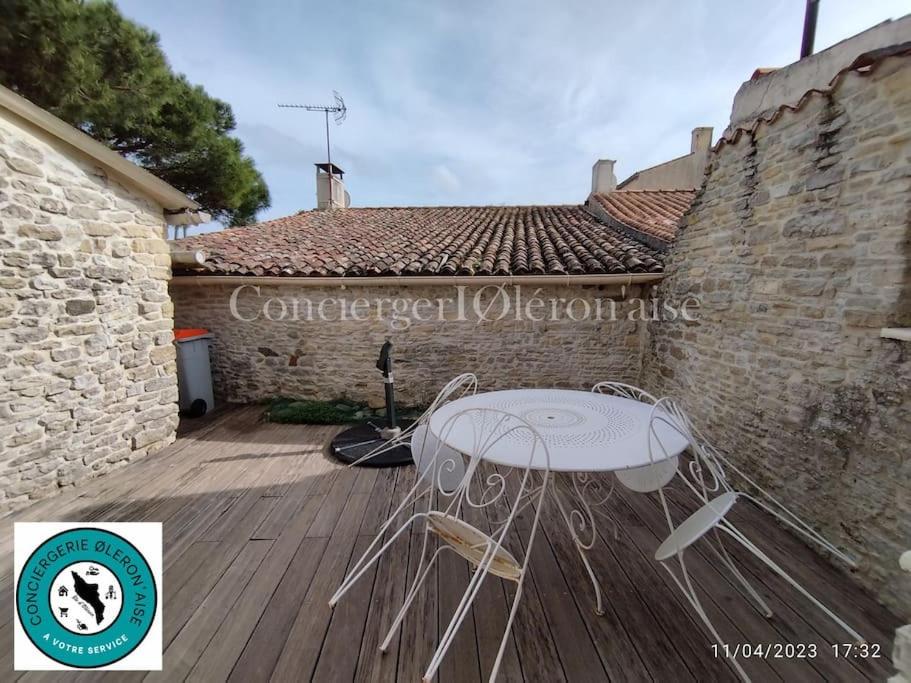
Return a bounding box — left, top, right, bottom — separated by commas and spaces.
428, 389, 690, 473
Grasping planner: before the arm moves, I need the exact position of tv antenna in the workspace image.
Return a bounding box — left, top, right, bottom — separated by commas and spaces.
278, 91, 347, 171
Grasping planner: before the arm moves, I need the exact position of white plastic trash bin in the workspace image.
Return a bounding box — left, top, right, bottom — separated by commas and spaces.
174, 328, 214, 417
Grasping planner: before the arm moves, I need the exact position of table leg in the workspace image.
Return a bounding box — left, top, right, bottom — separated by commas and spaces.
546, 474, 615, 616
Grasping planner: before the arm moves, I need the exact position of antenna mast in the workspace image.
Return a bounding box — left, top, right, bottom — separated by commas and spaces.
279, 92, 347, 205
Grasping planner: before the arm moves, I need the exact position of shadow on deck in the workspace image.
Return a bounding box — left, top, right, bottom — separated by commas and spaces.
0, 405, 900, 682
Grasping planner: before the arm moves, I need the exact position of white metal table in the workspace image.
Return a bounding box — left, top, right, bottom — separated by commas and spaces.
429, 388, 690, 614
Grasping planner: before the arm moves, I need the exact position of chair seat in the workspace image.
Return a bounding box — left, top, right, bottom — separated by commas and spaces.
616, 455, 679, 492
655, 492, 738, 561
426, 512, 522, 581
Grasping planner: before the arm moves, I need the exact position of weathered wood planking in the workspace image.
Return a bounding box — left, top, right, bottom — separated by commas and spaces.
1, 405, 900, 683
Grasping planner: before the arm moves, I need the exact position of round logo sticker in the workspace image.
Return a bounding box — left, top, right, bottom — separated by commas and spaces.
16, 528, 157, 668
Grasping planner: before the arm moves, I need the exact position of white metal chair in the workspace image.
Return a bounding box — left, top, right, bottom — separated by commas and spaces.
409, 423, 465, 494
592, 380, 658, 404
330, 407, 551, 682
345, 373, 478, 467
647, 397, 864, 681
328, 418, 468, 617
329, 377, 475, 618
592, 381, 679, 493
651, 397, 858, 566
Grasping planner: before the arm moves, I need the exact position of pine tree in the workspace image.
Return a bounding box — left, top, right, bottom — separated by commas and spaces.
0, 0, 270, 225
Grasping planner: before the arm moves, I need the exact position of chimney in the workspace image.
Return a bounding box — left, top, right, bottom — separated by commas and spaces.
591, 159, 617, 194
690, 127, 713, 154
315, 163, 350, 210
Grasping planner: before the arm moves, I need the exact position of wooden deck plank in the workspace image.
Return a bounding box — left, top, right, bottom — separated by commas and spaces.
498, 469, 609, 683
357, 465, 399, 537
312, 535, 379, 683
485, 467, 567, 682
1, 406, 900, 683
226, 537, 329, 682
188, 496, 325, 681
252, 479, 320, 541
613, 483, 825, 682
437, 546, 483, 683
0, 409, 259, 631
654, 483, 882, 681
316, 464, 400, 683
306, 466, 359, 538
354, 468, 411, 683
607, 486, 787, 681
269, 490, 373, 680
742, 515, 900, 642
145, 539, 273, 682
161, 497, 276, 647
577, 483, 738, 681
535, 476, 666, 681
396, 532, 440, 682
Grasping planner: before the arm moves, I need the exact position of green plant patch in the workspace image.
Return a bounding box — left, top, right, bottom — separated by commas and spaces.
264, 398, 426, 425
265, 399, 364, 424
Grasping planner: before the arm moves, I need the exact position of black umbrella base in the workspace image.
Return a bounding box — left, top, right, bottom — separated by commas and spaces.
330, 421, 414, 467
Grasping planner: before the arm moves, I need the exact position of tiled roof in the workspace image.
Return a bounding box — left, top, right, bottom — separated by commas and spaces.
589, 189, 697, 245
177, 205, 664, 278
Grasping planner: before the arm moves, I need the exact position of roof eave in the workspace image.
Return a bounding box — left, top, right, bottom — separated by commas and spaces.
0, 84, 199, 212
169, 273, 664, 287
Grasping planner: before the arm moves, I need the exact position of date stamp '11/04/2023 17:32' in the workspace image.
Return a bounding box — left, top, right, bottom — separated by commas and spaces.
711, 643, 883, 660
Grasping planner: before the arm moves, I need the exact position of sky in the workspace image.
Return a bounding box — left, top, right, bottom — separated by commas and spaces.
114, 0, 910, 235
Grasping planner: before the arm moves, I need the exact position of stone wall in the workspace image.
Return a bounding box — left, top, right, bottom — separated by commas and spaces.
0, 113, 179, 513
171, 281, 649, 407
643, 56, 911, 618
728, 14, 911, 130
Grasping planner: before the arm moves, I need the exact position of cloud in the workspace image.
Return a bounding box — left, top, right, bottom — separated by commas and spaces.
235, 123, 321, 168
120, 0, 911, 226
431, 165, 461, 194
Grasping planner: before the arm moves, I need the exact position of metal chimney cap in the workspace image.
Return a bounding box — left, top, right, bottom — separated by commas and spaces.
315, 162, 345, 177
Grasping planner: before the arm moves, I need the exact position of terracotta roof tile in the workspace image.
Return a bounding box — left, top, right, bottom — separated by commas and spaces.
590, 189, 696, 244
177, 205, 664, 278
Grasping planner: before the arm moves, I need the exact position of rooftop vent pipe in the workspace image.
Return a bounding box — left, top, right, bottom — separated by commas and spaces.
800, 0, 820, 59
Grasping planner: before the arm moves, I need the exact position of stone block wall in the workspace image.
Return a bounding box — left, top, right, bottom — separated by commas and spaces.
171, 282, 648, 407
0, 113, 179, 513
643, 56, 911, 618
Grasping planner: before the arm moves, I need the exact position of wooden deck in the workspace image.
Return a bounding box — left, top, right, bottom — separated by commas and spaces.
1, 405, 900, 682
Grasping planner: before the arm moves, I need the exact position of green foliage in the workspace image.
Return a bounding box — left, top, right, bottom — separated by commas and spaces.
265, 399, 366, 425
0, 0, 269, 225
264, 398, 426, 425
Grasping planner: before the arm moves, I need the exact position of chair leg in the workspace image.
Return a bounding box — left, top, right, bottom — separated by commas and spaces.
488, 575, 525, 682
662, 557, 750, 682
380, 540, 448, 652
329, 512, 423, 608
721, 524, 864, 642
548, 483, 604, 615
330, 475, 431, 608
423, 544, 498, 682
708, 530, 773, 618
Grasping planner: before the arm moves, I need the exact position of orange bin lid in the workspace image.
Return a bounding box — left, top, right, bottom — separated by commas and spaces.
174, 328, 210, 341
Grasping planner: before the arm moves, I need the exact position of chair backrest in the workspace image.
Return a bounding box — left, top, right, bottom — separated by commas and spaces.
592, 382, 673, 492
345, 373, 478, 469
649, 398, 858, 567
592, 381, 658, 404
647, 397, 728, 500
408, 373, 478, 434
615, 457, 679, 493
410, 424, 465, 494
432, 407, 551, 538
